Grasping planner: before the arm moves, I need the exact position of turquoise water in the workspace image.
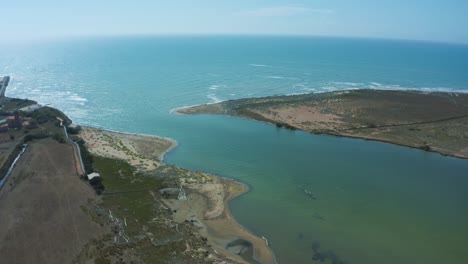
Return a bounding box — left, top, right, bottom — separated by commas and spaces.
1, 36, 468, 263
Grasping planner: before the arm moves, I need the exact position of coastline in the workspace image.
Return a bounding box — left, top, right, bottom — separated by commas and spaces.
164, 174, 277, 264
80, 126, 177, 171
0, 84, 276, 263
176, 89, 468, 160
79, 126, 277, 263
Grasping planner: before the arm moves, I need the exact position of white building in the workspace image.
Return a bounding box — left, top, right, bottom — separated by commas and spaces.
87, 172, 100, 181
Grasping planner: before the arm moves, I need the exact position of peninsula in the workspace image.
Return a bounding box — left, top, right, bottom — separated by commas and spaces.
177, 89, 468, 159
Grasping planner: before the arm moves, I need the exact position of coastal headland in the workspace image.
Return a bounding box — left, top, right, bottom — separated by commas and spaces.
0, 94, 106, 263
177, 89, 468, 159
0, 76, 276, 264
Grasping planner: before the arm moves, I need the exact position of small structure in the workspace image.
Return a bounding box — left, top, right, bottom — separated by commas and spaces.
87, 172, 100, 181
19, 104, 42, 113
7, 111, 22, 129
87, 172, 104, 194
56, 117, 64, 126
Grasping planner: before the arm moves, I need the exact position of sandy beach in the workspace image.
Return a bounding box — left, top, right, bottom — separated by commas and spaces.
164, 174, 277, 264
79, 127, 277, 264
80, 126, 177, 171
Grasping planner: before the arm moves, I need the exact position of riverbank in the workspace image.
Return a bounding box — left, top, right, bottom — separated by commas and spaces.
79, 127, 277, 263
177, 89, 468, 159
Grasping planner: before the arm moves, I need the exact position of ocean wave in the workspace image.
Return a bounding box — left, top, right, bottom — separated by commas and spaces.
263, 75, 300, 80
207, 94, 223, 103
209, 84, 227, 90
67, 94, 88, 102
250, 64, 269, 67
8, 88, 89, 107
331, 82, 365, 87
320, 81, 468, 94
369, 82, 383, 87
283, 81, 468, 96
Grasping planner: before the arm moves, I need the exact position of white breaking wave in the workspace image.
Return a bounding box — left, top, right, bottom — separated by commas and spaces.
207, 94, 223, 103
315, 81, 468, 94
369, 82, 383, 87
284, 81, 468, 96
331, 82, 365, 87
266, 76, 285, 79
67, 94, 88, 102
250, 64, 269, 67
209, 84, 226, 90
8, 87, 89, 109
263, 75, 301, 80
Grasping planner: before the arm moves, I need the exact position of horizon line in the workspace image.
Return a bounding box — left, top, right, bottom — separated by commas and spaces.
3, 33, 468, 47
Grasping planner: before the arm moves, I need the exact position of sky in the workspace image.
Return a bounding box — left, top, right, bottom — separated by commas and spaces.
1, 0, 467, 44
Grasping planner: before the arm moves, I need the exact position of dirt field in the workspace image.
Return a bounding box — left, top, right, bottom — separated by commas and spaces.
0, 139, 105, 264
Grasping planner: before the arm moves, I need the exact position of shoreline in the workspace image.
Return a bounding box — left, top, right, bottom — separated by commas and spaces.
176, 89, 468, 160
80, 125, 178, 162
326, 130, 468, 160
80, 126, 176, 171
181, 106, 468, 160
170, 101, 225, 116
79, 126, 277, 263
164, 174, 277, 264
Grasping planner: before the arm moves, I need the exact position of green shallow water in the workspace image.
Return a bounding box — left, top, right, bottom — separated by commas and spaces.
166, 115, 468, 264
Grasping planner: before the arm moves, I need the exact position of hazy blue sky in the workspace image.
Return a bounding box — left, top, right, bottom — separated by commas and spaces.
2, 0, 467, 43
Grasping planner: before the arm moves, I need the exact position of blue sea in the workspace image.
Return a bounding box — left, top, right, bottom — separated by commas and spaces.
1, 36, 468, 264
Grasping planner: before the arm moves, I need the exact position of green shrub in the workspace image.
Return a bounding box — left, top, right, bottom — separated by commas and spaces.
66, 125, 81, 135
52, 133, 66, 144
76, 138, 94, 173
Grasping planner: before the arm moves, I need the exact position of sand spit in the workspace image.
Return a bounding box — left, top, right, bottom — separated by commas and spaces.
80, 127, 177, 171
177, 89, 468, 159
